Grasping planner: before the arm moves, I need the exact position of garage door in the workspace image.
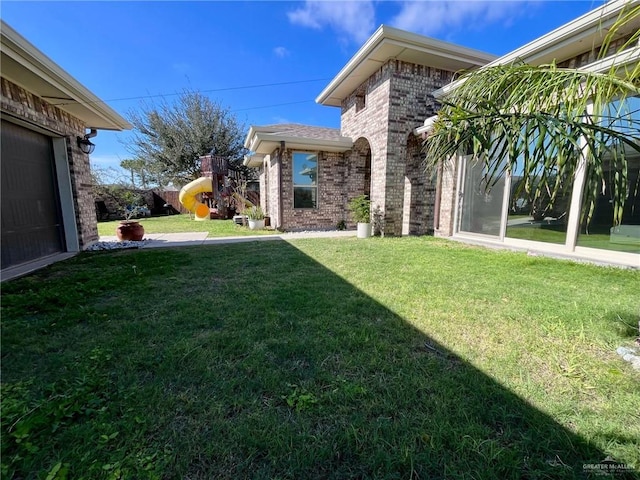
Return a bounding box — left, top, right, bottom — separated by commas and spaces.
1, 120, 65, 269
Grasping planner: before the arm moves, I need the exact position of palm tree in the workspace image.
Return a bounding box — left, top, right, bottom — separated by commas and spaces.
423, 2, 639, 228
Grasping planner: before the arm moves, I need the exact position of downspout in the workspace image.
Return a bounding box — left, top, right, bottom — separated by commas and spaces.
278, 141, 285, 230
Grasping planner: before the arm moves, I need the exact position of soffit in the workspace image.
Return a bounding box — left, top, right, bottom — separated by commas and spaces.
1, 21, 131, 131
250, 134, 353, 155
244, 124, 353, 156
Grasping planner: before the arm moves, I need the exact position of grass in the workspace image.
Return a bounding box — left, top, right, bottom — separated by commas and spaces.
2, 237, 639, 479
97, 214, 279, 237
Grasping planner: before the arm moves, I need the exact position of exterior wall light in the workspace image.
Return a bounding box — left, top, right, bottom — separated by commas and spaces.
77, 128, 97, 154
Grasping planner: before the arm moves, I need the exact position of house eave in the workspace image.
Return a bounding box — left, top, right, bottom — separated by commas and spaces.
248, 132, 353, 155
1, 20, 131, 131
414, 114, 439, 136
316, 25, 496, 107
433, 0, 640, 99
243, 154, 265, 168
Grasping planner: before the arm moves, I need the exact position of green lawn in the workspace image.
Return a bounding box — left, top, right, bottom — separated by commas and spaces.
97, 214, 279, 237
2, 237, 639, 479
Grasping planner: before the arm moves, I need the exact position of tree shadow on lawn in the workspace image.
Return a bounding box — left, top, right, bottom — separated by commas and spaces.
1, 240, 635, 479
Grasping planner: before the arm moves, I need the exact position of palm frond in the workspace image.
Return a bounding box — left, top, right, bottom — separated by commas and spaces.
424, 60, 640, 227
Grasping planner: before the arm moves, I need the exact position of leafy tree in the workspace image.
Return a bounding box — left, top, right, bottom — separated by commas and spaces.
119, 158, 155, 189
127, 90, 248, 187
423, 4, 639, 228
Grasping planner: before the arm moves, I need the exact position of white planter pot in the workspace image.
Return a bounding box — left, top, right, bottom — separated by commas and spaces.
248, 219, 265, 230
357, 222, 371, 238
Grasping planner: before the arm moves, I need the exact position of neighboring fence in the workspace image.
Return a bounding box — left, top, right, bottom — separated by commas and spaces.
95, 184, 260, 219
151, 190, 190, 215
152, 189, 260, 217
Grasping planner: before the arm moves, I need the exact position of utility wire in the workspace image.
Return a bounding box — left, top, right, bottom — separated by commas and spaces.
233, 99, 314, 112
50, 77, 332, 108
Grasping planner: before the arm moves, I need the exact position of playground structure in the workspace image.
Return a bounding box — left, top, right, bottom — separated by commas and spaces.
179, 177, 213, 221
178, 154, 259, 220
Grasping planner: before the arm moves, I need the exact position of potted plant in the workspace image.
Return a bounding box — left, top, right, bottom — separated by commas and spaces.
115, 191, 147, 241
348, 195, 371, 238
246, 205, 266, 230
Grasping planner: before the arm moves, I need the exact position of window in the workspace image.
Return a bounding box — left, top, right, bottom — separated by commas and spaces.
355, 86, 366, 112
576, 96, 640, 253
506, 156, 572, 245
293, 152, 318, 208
356, 93, 366, 113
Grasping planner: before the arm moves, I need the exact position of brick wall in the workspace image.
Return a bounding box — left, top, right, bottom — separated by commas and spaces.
341, 66, 391, 229
404, 132, 435, 235
341, 60, 453, 236
434, 157, 459, 237
265, 153, 281, 228
280, 148, 351, 231
1, 77, 98, 248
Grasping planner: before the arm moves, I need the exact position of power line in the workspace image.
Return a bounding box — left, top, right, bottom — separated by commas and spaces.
233, 99, 314, 112
50, 77, 332, 108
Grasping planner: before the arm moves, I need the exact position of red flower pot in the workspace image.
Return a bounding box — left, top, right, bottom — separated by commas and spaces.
115, 221, 145, 241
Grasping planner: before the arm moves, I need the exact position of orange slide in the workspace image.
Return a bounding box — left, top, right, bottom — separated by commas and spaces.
178, 177, 213, 221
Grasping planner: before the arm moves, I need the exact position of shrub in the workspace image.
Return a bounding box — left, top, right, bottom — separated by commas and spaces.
348, 195, 371, 223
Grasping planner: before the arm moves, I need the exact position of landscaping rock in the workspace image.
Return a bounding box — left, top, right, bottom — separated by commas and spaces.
86, 240, 148, 251
616, 346, 640, 371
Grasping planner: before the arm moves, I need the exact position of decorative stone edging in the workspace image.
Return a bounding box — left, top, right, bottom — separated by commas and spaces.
86, 240, 148, 251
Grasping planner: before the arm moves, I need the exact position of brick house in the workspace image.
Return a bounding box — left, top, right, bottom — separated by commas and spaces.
246, 1, 638, 267
1, 21, 131, 279
244, 26, 495, 234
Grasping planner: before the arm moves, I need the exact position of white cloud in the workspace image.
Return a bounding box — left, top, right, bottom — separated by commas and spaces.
274, 46, 290, 58
271, 116, 292, 125
390, 1, 532, 37
287, 1, 376, 44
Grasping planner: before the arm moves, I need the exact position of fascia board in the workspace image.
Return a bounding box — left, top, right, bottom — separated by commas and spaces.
1, 21, 131, 130
582, 46, 640, 73
244, 126, 258, 148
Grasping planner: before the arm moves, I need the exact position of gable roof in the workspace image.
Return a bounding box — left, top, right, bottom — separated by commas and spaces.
244, 123, 353, 166
1, 20, 131, 131
316, 25, 497, 107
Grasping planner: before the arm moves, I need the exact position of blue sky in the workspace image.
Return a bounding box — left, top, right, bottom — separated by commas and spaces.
2, 0, 605, 177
